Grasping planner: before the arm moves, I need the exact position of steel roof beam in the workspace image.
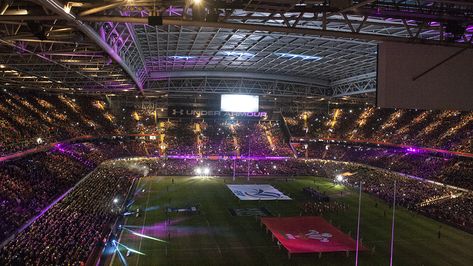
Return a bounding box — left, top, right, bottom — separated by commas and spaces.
331, 71, 376, 86
149, 71, 330, 87
0, 38, 106, 89
1, 14, 471, 47
146, 77, 327, 97
77, 16, 473, 48
327, 0, 378, 17
36, 0, 144, 93
330, 72, 377, 97
78, 1, 126, 17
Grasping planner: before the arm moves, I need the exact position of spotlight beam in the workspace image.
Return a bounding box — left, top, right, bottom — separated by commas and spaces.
123, 227, 169, 243
117, 242, 146, 255
126, 200, 135, 208
115, 245, 129, 266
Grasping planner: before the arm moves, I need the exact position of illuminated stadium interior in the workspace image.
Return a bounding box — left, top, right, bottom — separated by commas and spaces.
0, 1, 473, 265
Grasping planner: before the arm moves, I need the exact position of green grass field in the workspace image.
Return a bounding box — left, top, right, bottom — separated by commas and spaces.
111, 176, 473, 266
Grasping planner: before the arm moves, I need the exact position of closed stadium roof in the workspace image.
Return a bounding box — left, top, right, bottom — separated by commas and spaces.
0, 0, 472, 102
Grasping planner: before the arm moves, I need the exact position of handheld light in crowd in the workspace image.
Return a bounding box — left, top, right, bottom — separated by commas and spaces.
336, 175, 344, 182
203, 167, 210, 175
113, 198, 119, 204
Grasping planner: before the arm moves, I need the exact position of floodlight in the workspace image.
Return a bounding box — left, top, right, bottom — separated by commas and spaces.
195, 168, 202, 175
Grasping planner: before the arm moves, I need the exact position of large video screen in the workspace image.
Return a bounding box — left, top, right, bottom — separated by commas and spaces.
220, 94, 259, 112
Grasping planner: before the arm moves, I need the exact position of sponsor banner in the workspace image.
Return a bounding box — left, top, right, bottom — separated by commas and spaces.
166, 206, 199, 214
261, 216, 365, 253
227, 184, 291, 200
168, 107, 267, 118
229, 207, 272, 217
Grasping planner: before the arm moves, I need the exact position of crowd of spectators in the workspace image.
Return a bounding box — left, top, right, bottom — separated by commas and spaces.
236, 121, 274, 156
118, 157, 324, 177
131, 119, 295, 157
319, 159, 473, 232
0, 164, 138, 265
0, 145, 472, 264
421, 195, 473, 231
199, 120, 236, 155
163, 121, 199, 155
285, 107, 472, 153
1, 91, 472, 263
260, 122, 294, 156
0, 90, 120, 156
302, 187, 330, 202
302, 201, 349, 215
295, 142, 473, 190
0, 152, 89, 243
0, 140, 149, 244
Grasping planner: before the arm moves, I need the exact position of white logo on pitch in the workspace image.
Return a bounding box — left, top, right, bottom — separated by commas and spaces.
285, 230, 333, 243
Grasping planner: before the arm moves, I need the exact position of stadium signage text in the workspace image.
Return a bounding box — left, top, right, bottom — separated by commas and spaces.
170, 108, 267, 118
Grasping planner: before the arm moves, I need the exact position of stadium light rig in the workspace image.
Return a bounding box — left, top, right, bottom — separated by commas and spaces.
195, 167, 202, 175
335, 174, 345, 183
195, 167, 211, 178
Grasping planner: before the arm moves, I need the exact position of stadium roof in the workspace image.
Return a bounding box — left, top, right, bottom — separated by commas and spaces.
0, 0, 472, 103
